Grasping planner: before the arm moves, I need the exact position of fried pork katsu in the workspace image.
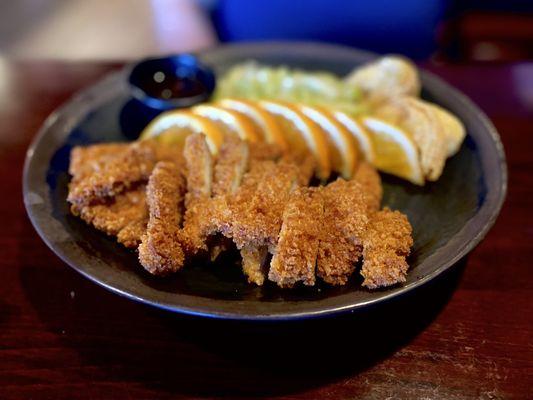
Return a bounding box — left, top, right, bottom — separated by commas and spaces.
353, 161, 383, 213
269, 187, 323, 287
360, 208, 413, 289
138, 161, 186, 275
75, 186, 148, 248
68, 141, 157, 211
317, 178, 369, 285
67, 136, 414, 289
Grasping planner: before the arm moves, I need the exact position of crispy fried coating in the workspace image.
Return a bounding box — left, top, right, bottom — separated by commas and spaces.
361, 208, 413, 289
68, 140, 184, 249
74, 186, 147, 246
213, 136, 249, 197
68, 134, 414, 289
248, 141, 284, 162
241, 245, 269, 285
180, 134, 215, 255
217, 160, 300, 250
210, 137, 251, 261
183, 133, 213, 206
117, 218, 148, 248
269, 187, 323, 287
138, 161, 186, 275
317, 178, 370, 285
353, 161, 382, 212
279, 153, 316, 186
69, 143, 130, 180
68, 141, 157, 211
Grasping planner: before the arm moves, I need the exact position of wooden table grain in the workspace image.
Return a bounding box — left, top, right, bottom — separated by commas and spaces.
0, 59, 531, 399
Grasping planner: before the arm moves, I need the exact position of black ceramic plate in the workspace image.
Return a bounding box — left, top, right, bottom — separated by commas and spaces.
23, 42, 507, 320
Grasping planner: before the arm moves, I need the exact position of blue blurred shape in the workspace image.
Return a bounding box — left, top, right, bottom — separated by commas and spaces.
213, 0, 448, 59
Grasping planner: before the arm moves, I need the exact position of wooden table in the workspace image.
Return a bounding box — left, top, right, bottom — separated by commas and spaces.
1, 60, 531, 399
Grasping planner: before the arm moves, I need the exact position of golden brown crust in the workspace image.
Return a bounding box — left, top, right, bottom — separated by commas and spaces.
353, 161, 382, 212
68, 141, 158, 211
317, 179, 369, 285
183, 133, 213, 207
180, 134, 214, 255
248, 141, 284, 162
241, 245, 269, 285
269, 187, 323, 287
117, 218, 148, 248
74, 186, 147, 241
361, 208, 413, 289
218, 160, 299, 249
68, 135, 413, 289
213, 136, 249, 197
69, 143, 130, 180
138, 161, 186, 275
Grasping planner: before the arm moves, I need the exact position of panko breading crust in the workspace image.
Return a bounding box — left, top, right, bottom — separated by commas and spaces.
68, 141, 157, 211
138, 161, 186, 275
68, 136, 414, 289
317, 179, 369, 285
269, 187, 324, 287
361, 208, 413, 289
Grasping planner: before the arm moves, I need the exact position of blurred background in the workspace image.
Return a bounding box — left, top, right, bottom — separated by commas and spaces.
0, 0, 532, 62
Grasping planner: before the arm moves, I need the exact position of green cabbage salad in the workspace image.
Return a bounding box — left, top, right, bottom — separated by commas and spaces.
213, 62, 366, 115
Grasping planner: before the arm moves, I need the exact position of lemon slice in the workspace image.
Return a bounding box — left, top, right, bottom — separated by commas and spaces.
330, 110, 376, 164
360, 116, 424, 185
258, 100, 331, 180
191, 104, 259, 142
140, 111, 224, 155
297, 104, 357, 179
217, 98, 288, 150
374, 97, 448, 181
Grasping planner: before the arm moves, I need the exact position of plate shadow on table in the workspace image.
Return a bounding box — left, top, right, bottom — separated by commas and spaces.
18, 229, 467, 398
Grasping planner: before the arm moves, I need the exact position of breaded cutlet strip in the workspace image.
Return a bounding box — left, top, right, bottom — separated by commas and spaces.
222, 160, 300, 250
210, 137, 251, 261
361, 208, 413, 289
69, 141, 184, 183
69, 143, 129, 180
183, 133, 213, 206
74, 186, 148, 248
212, 136, 249, 197
180, 134, 215, 255
268, 187, 324, 287
317, 178, 370, 285
138, 161, 186, 275
225, 140, 313, 284
68, 141, 157, 211
353, 161, 382, 212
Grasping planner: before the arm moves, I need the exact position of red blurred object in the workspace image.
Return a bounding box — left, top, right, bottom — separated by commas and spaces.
439, 11, 533, 62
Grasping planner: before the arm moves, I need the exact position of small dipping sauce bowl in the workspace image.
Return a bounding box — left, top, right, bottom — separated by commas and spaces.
127, 54, 215, 111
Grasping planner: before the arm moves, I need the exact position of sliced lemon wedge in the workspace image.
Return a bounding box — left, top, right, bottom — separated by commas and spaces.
297, 104, 357, 179
139, 111, 224, 155
217, 98, 288, 150
191, 104, 259, 142
258, 100, 331, 180
360, 116, 424, 185
330, 110, 376, 164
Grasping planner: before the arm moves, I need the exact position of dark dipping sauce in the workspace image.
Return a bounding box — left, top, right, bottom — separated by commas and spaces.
128, 54, 215, 110
141, 71, 207, 100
